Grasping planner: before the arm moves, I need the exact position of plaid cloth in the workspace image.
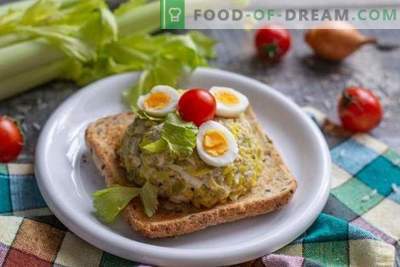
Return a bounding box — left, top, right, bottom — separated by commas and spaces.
0, 107, 399, 267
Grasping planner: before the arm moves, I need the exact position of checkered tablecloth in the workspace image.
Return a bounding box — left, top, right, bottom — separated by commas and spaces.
0, 107, 399, 266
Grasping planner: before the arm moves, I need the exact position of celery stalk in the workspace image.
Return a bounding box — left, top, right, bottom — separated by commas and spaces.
0, 59, 66, 99
0, 0, 82, 48
117, 1, 160, 35
0, 0, 160, 100
0, 0, 36, 15
0, 0, 79, 15
0, 33, 31, 48
0, 39, 64, 80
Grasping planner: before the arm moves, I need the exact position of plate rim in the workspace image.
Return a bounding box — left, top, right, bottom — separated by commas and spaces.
35, 67, 331, 266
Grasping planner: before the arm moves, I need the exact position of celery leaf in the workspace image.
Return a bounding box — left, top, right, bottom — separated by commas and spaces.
143, 113, 198, 158
93, 185, 140, 223
140, 181, 158, 217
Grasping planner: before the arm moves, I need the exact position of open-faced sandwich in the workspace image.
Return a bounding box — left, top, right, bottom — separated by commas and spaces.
86, 85, 297, 238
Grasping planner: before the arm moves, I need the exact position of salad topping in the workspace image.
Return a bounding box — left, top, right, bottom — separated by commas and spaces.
93, 86, 263, 222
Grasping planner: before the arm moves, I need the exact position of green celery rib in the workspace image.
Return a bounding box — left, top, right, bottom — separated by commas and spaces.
0, 59, 67, 100
117, 1, 160, 35
0, 0, 80, 15
0, 0, 160, 101
0, 33, 32, 48
0, 0, 36, 15
0, 39, 64, 80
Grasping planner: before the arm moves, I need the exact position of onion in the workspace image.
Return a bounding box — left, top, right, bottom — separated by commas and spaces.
305, 22, 376, 61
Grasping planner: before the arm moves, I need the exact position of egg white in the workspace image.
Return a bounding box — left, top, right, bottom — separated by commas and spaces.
137, 85, 179, 117
210, 86, 249, 118
196, 121, 238, 167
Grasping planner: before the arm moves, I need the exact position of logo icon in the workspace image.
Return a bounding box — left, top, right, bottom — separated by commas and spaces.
169, 8, 182, 22
161, 0, 185, 29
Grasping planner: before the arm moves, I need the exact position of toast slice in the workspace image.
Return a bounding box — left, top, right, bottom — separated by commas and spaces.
85, 108, 297, 238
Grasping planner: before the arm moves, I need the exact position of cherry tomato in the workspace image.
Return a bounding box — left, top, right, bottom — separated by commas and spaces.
0, 116, 24, 163
338, 87, 383, 132
178, 88, 216, 126
255, 25, 291, 61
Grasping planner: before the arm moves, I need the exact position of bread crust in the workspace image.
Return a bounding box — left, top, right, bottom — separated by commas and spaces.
85, 108, 297, 238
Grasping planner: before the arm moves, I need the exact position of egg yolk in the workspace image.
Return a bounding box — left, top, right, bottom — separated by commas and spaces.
215, 90, 239, 106
144, 92, 171, 109
203, 130, 228, 157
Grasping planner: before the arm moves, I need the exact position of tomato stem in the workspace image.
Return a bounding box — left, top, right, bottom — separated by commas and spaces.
263, 43, 277, 59
341, 91, 353, 107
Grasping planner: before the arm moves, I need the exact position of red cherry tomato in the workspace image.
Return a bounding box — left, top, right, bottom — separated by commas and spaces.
338, 87, 383, 132
178, 88, 216, 126
0, 116, 24, 163
255, 25, 291, 61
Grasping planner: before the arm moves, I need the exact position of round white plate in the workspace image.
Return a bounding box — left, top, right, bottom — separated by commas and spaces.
35, 68, 330, 267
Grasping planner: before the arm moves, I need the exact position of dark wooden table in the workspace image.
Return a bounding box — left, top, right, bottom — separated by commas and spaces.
0, 1, 400, 163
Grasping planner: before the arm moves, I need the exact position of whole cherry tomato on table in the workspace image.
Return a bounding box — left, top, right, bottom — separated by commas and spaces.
177, 88, 216, 126
254, 25, 292, 61
0, 116, 24, 163
338, 87, 383, 132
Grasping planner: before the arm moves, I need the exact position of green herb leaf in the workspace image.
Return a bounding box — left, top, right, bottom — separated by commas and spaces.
189, 31, 217, 58
93, 182, 160, 222
140, 181, 158, 217
20, 0, 60, 26
124, 32, 216, 110
143, 113, 198, 158
136, 110, 164, 121
19, 25, 96, 62
140, 138, 168, 154
92, 185, 140, 223
163, 113, 198, 158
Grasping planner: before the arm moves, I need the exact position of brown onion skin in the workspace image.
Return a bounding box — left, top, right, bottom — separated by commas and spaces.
305, 22, 375, 61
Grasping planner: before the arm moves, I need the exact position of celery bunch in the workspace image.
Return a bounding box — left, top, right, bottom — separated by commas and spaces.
0, 0, 215, 107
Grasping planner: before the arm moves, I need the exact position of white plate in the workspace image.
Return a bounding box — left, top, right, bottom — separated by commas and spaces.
35, 68, 330, 267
